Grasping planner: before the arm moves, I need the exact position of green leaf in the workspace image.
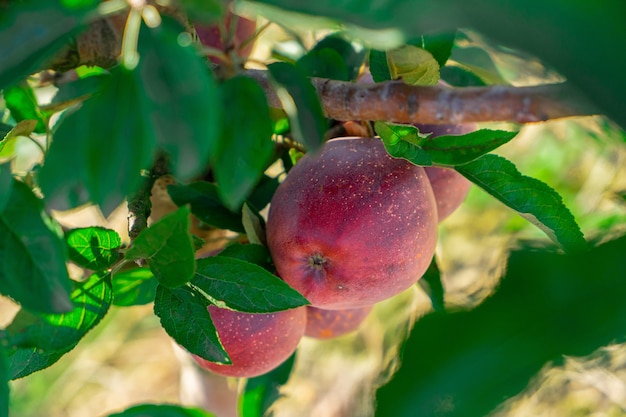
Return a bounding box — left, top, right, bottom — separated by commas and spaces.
242, 203, 266, 246
418, 32, 456, 68
375, 233, 626, 417
2, 82, 47, 133
167, 182, 245, 233
375, 122, 432, 166
39, 66, 154, 215
44, 73, 109, 112
191, 256, 309, 313
8, 344, 74, 380
137, 17, 221, 181
0, 346, 8, 417
440, 65, 488, 87
125, 206, 195, 288
0, 180, 72, 313
297, 48, 349, 81
456, 154, 587, 253
369, 49, 392, 82
416, 257, 445, 312
0, 120, 38, 157
213, 76, 274, 210
65, 227, 121, 271
178, 0, 223, 23
312, 34, 366, 80
240, 353, 296, 417
6, 273, 112, 352
154, 284, 230, 364
0, 1, 95, 90
107, 403, 216, 417
0, 162, 12, 213
112, 267, 158, 307
421, 129, 519, 166
267, 62, 326, 152
219, 243, 273, 271
247, 174, 280, 212
387, 45, 440, 86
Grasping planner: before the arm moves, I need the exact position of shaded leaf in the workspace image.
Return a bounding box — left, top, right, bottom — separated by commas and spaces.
240, 353, 296, 417
213, 76, 274, 210
107, 403, 216, 417
154, 284, 230, 363
418, 32, 456, 68
124, 206, 195, 289
456, 154, 587, 253
369, 49, 391, 82
313, 34, 366, 80
0, 347, 7, 417
416, 257, 445, 312
112, 267, 158, 307
267, 62, 326, 152
0, 180, 72, 313
297, 48, 349, 81
65, 226, 121, 271
0, 162, 12, 213
3, 82, 47, 133
219, 243, 273, 271
191, 256, 309, 313
242, 203, 266, 246
167, 182, 245, 233
8, 344, 74, 380
44, 73, 109, 112
376, 234, 626, 417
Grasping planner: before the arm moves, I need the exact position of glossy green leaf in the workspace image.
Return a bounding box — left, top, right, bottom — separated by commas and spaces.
267, 62, 326, 152
213, 76, 274, 211
376, 233, 626, 417
240, 353, 296, 417
375, 122, 432, 166
138, 17, 221, 181
167, 182, 245, 233
112, 267, 158, 307
416, 257, 445, 312
0, 162, 12, 212
0, 346, 8, 417
0, 180, 72, 313
255, 0, 626, 129
219, 243, 273, 271
154, 284, 230, 363
107, 403, 216, 417
124, 206, 195, 289
0, 0, 95, 90
65, 227, 121, 271
421, 129, 519, 166
2, 82, 47, 133
39, 66, 154, 215
456, 154, 587, 253
6, 273, 112, 352
8, 344, 74, 380
191, 256, 309, 313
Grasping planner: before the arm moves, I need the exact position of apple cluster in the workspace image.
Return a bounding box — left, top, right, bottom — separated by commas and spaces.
192, 134, 471, 378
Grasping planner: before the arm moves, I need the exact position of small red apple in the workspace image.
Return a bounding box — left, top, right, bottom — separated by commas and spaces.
305, 305, 372, 339
266, 137, 438, 310
193, 305, 306, 378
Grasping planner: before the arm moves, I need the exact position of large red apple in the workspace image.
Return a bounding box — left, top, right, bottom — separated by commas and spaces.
193, 305, 306, 378
416, 124, 473, 221
266, 137, 438, 310
305, 305, 372, 339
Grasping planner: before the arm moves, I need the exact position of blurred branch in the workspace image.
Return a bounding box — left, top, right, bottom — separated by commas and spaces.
246, 69, 601, 125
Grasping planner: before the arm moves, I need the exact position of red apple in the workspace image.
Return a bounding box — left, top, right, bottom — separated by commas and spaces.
266, 137, 438, 309
305, 305, 372, 339
193, 305, 306, 377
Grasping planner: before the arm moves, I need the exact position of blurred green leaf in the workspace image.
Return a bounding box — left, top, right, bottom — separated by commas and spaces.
8, 344, 74, 380
307, 34, 366, 80
65, 227, 121, 271
418, 32, 456, 68
297, 48, 349, 81
267, 62, 326, 152
440, 64, 487, 87
0, 162, 12, 212
376, 233, 626, 417
422, 129, 519, 166
138, 17, 221, 181
192, 256, 309, 313
168, 181, 245, 233
39, 66, 154, 215
0, 0, 95, 90
107, 403, 216, 417
2, 82, 47, 133
0, 346, 7, 417
416, 257, 445, 312
369, 49, 391, 82
240, 353, 296, 417
0, 120, 38, 156
178, 0, 223, 23
219, 243, 273, 271
213, 76, 274, 211
154, 284, 230, 363
125, 206, 195, 289
44, 73, 109, 113
111, 267, 158, 307
6, 273, 112, 352
0, 180, 72, 313
456, 154, 587, 253
387, 45, 440, 86
254, 0, 626, 129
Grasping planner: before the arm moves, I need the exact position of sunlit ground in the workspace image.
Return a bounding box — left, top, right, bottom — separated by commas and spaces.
4, 12, 626, 417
